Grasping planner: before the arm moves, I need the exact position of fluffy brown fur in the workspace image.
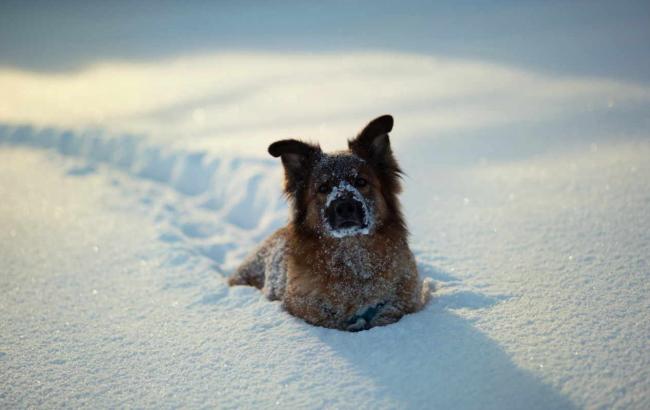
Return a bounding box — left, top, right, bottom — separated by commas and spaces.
228, 115, 431, 331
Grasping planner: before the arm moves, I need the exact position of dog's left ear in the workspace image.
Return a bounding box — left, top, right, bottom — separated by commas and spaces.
349, 115, 399, 171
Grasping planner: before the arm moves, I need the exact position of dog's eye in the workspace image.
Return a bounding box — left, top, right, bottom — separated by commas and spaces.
354, 177, 368, 188
318, 183, 330, 194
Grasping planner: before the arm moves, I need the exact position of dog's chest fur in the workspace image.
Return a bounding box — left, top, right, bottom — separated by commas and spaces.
236, 223, 423, 330
267, 228, 413, 327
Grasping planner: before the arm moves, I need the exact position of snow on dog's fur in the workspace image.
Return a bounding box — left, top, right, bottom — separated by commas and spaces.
228, 115, 431, 331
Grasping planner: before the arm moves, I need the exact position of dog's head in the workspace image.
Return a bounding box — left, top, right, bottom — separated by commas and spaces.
269, 115, 405, 238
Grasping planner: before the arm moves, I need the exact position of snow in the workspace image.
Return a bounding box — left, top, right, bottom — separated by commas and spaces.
1, 6, 650, 407
2, 114, 649, 408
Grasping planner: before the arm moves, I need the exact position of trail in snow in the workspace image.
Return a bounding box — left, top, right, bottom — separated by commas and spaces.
0, 124, 286, 270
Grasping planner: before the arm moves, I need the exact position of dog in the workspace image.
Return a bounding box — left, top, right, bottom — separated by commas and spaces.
228, 115, 431, 331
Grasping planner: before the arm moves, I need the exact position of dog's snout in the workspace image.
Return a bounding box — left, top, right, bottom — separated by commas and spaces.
334, 199, 360, 219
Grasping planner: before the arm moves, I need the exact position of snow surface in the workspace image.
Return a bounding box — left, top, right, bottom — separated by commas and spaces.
1, 51, 650, 408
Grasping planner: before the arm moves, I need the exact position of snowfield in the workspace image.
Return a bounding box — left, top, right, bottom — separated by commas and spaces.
1, 50, 650, 408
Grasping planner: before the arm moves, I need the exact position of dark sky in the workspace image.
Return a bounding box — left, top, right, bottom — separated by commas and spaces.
1, 0, 649, 83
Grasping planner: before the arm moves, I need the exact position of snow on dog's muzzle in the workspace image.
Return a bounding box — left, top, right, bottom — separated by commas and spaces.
323, 182, 373, 238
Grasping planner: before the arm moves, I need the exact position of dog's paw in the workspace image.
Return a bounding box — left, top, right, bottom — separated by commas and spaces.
345, 316, 368, 332
345, 302, 387, 331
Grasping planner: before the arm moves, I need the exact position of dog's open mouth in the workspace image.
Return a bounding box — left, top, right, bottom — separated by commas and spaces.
325, 196, 370, 236
322, 181, 373, 238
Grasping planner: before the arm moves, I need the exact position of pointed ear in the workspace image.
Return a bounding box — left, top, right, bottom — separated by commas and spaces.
268, 139, 321, 194
348, 115, 396, 167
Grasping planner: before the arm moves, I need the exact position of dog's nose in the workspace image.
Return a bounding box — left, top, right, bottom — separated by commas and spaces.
333, 199, 361, 219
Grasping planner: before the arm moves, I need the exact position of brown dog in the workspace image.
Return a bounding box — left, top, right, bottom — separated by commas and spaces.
228, 115, 431, 331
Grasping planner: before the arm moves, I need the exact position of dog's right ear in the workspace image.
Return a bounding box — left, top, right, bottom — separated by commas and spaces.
268, 139, 321, 194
